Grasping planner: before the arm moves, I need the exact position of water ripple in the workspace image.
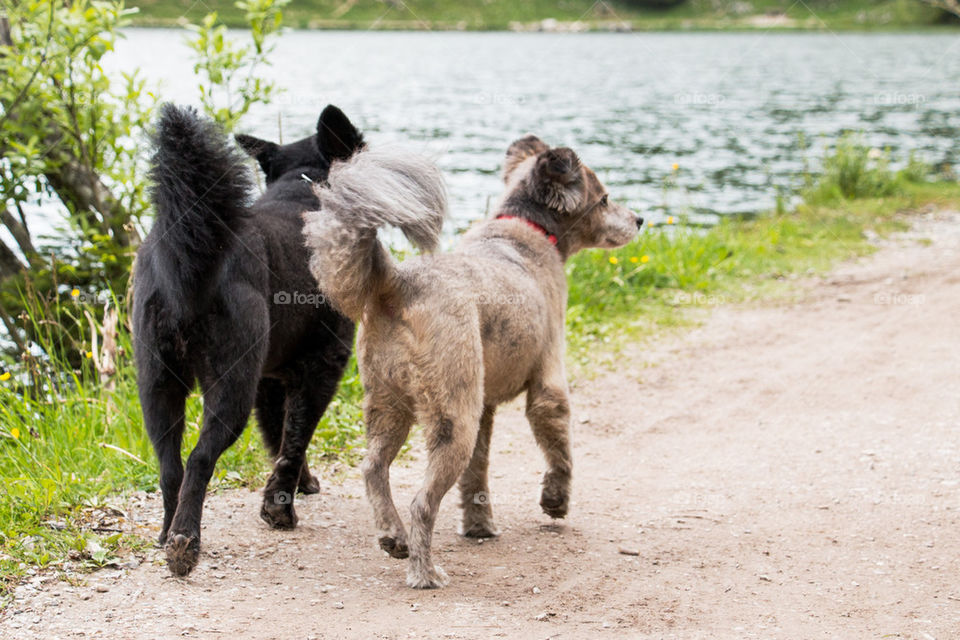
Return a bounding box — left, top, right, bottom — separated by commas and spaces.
111, 29, 960, 230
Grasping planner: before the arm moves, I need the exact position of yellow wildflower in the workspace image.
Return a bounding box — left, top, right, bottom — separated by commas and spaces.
0, 372, 9, 381
609, 256, 619, 265
10, 428, 19, 440
672, 163, 679, 171
667, 216, 675, 225
85, 351, 93, 359
70, 288, 80, 298
641, 255, 650, 263
629, 256, 639, 264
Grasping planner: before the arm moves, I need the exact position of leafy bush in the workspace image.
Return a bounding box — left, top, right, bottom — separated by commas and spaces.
802, 133, 930, 206
0, 0, 287, 365
187, 0, 289, 129
0, 0, 149, 292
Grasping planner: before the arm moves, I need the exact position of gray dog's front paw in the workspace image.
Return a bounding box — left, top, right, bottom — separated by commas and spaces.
540, 474, 569, 519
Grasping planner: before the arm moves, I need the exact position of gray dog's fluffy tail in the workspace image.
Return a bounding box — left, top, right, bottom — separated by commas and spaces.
303, 148, 448, 320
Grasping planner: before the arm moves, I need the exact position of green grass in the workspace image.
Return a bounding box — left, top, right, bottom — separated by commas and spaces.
126, 0, 956, 30
2, 139, 960, 601
802, 133, 930, 205
564, 169, 960, 369
0, 300, 364, 600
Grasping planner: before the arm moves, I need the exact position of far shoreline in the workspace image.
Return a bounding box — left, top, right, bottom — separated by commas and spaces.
124, 20, 960, 33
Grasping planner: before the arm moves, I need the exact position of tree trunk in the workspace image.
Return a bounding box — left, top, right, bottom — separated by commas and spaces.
44, 155, 136, 248
1, 207, 41, 269
0, 239, 26, 277
921, 0, 960, 17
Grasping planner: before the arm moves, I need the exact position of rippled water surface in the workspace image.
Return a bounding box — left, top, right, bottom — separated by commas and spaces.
114, 29, 960, 229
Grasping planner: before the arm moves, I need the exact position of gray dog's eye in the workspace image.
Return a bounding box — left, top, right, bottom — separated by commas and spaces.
600, 195, 608, 207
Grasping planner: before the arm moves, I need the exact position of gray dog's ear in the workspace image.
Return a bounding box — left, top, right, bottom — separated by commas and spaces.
503, 134, 549, 182
536, 148, 580, 184
532, 147, 583, 213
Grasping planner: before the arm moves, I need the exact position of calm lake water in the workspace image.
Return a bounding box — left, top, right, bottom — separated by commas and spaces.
111, 29, 960, 229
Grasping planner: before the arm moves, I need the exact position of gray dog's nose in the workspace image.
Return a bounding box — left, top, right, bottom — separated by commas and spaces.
635, 216, 644, 229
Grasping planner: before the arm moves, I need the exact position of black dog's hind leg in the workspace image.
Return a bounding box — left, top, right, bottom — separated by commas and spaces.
164, 296, 266, 577
255, 378, 320, 495
164, 363, 260, 576
261, 348, 349, 529
140, 370, 191, 546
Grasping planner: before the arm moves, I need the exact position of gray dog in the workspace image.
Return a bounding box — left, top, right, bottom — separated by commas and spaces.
303, 136, 643, 588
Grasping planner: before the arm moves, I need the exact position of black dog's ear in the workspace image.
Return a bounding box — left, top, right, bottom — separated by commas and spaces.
503, 134, 550, 182
235, 134, 279, 174
533, 147, 583, 213
316, 105, 364, 162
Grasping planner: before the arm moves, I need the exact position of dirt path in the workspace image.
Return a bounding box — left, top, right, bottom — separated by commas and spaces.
5, 211, 960, 639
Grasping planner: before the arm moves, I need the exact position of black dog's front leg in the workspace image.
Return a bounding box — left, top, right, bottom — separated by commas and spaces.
255, 378, 321, 495
260, 378, 337, 529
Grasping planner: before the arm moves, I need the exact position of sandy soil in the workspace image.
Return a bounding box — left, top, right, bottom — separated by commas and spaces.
3, 210, 960, 639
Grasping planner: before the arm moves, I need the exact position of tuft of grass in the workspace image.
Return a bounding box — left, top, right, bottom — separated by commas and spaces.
801, 133, 930, 205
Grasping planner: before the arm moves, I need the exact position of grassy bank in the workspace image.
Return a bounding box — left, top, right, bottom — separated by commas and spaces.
0, 316, 364, 599
2, 140, 959, 601
566, 138, 955, 363
126, 0, 956, 30
567, 180, 960, 363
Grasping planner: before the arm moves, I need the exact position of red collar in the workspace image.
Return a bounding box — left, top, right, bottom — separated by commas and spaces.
495, 214, 558, 246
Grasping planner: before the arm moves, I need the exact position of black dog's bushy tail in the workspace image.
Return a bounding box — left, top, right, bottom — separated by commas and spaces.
147, 103, 253, 319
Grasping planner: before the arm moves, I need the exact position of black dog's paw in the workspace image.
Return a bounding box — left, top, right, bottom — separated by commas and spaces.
378, 535, 409, 559
260, 493, 298, 530
297, 469, 321, 495
164, 533, 200, 576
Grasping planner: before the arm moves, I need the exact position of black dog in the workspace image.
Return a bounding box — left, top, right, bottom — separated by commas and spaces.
133, 103, 363, 576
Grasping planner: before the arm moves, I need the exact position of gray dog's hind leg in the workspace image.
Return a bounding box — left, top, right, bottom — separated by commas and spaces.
361, 397, 415, 559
